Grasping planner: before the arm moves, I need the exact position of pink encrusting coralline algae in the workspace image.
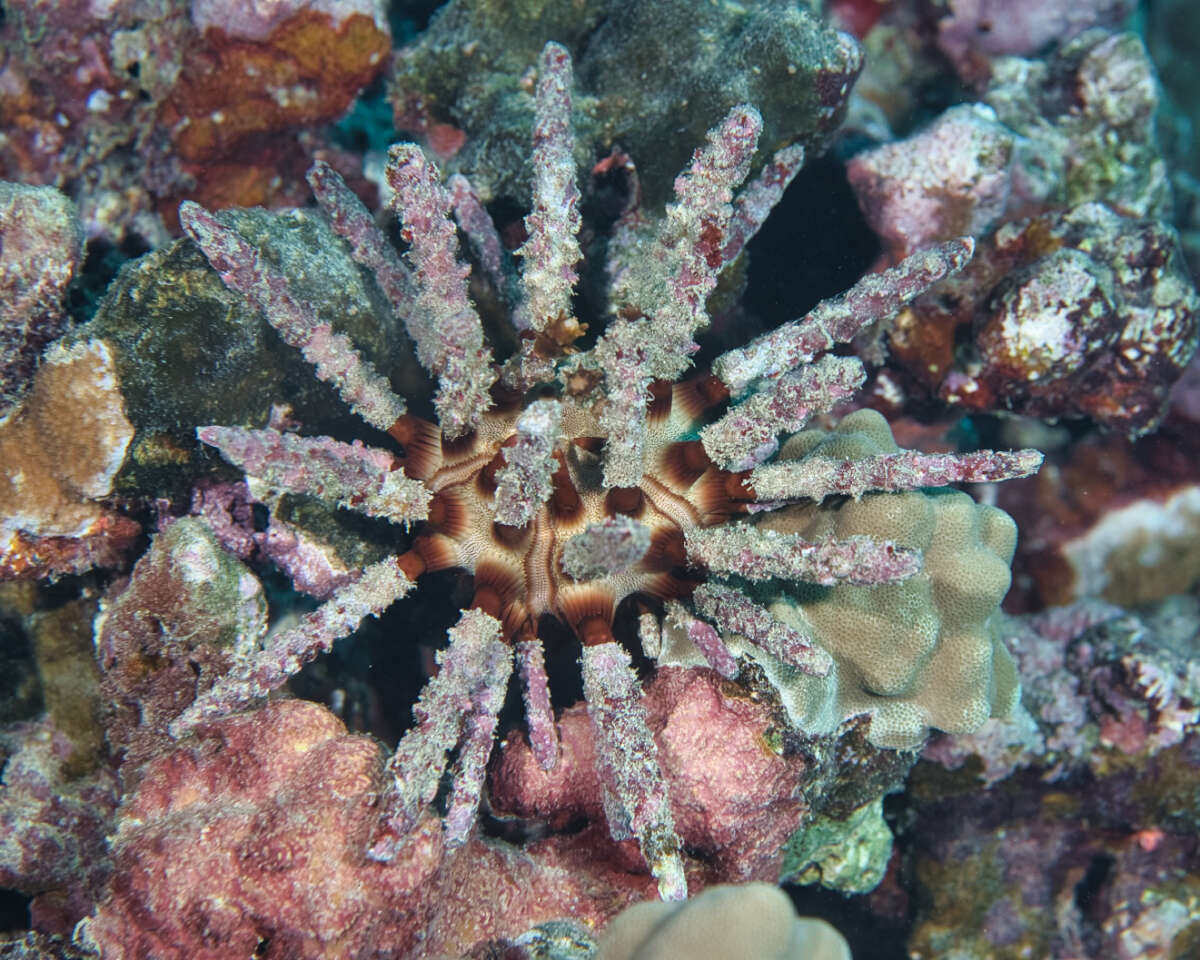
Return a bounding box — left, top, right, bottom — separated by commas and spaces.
171, 42, 1041, 899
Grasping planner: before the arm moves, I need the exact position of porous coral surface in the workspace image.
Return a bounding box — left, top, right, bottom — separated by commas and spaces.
696, 409, 1020, 749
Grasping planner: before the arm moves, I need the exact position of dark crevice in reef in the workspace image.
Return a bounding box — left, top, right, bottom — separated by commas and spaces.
0, 888, 31, 933
785, 882, 910, 960
68, 233, 152, 327
743, 153, 880, 334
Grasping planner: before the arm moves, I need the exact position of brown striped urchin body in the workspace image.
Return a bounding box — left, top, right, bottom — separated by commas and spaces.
389, 377, 745, 650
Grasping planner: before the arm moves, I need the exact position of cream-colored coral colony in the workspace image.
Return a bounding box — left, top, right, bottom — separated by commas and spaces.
174, 43, 1041, 898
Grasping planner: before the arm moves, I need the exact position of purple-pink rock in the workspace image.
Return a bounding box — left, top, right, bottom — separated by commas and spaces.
936, 0, 1136, 83
494, 666, 817, 884
78, 698, 662, 959
0, 721, 118, 936
889, 203, 1199, 435
847, 104, 1014, 259
0, 182, 84, 411
911, 598, 1200, 958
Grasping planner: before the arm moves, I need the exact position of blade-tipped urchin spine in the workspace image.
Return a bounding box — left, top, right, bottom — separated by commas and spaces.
686, 525, 922, 586
721, 143, 805, 265
449, 173, 518, 311
581, 641, 687, 901
651, 104, 763, 370
492, 399, 563, 527
561, 514, 652, 581
516, 41, 582, 338
665, 600, 739, 679
368, 609, 510, 858
593, 320, 655, 488
386, 144, 496, 438
748, 446, 1045, 503
692, 582, 832, 677
306, 160, 418, 321
714, 237, 976, 395
179, 201, 407, 432
517, 637, 560, 770
700, 355, 866, 471
197, 425, 431, 527
170, 556, 415, 736
638, 610, 663, 659
594, 105, 763, 488
443, 619, 515, 845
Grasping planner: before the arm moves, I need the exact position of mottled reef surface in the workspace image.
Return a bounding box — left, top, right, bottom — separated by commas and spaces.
1, 1, 1199, 958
